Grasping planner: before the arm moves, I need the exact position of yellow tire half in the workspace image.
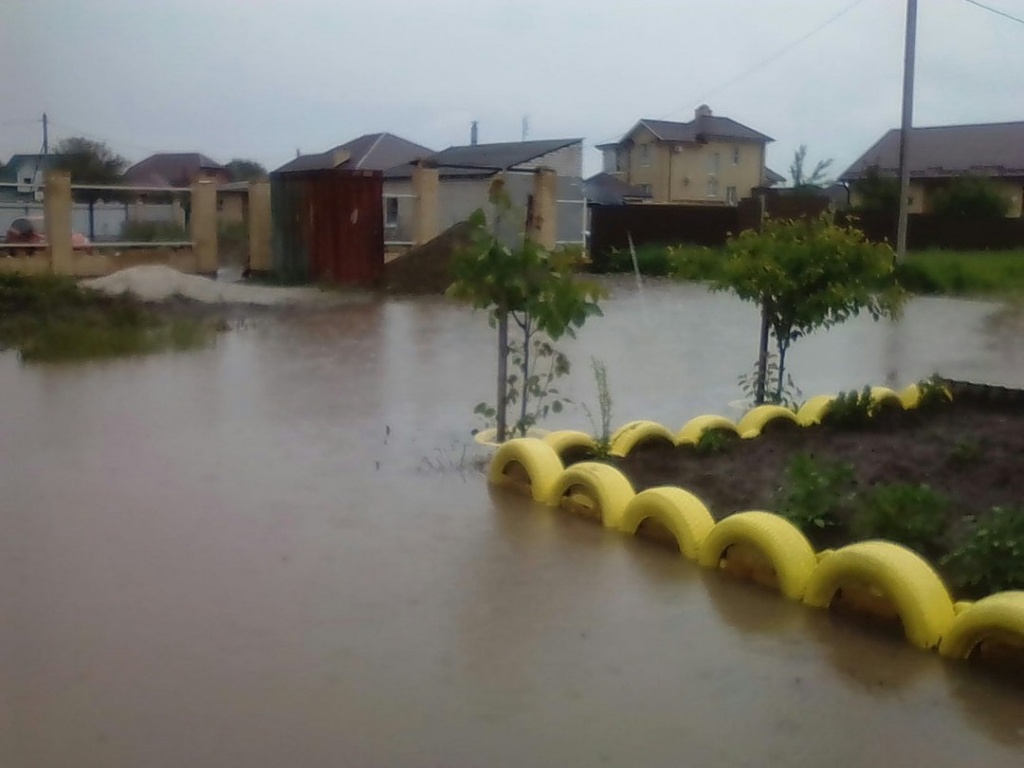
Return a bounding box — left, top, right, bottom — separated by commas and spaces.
617, 487, 715, 560
676, 415, 740, 446
796, 395, 836, 427
803, 541, 956, 650
487, 437, 565, 503
697, 511, 819, 600
548, 462, 636, 528
608, 420, 676, 458
869, 386, 905, 411
542, 430, 599, 462
938, 591, 1024, 660
736, 405, 800, 439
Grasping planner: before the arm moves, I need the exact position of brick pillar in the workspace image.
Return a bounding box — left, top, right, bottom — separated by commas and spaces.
529, 167, 557, 250
190, 179, 218, 274
44, 170, 73, 274
248, 179, 272, 272
412, 162, 440, 246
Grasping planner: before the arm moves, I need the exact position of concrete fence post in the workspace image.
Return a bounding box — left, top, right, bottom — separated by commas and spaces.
248, 179, 272, 273
190, 179, 218, 274
530, 167, 557, 250
44, 170, 73, 275
412, 161, 440, 246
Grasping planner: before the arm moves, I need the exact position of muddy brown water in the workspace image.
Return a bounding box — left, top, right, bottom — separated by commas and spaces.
1, 279, 1022, 767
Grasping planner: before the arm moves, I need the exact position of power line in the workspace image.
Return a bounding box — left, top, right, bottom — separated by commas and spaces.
962, 0, 1024, 26
589, 0, 869, 147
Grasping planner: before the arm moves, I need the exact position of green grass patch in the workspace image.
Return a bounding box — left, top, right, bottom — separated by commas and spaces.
0, 273, 215, 362
603, 244, 727, 280
896, 249, 1024, 297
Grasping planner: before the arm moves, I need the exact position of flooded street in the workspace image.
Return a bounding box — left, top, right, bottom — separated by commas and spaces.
2, 279, 1022, 767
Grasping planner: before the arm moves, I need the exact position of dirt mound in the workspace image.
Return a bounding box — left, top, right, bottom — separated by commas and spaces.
384, 221, 473, 294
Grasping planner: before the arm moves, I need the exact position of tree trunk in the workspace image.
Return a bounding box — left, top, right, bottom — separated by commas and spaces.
775, 338, 789, 404
496, 306, 509, 443
518, 316, 532, 435
754, 300, 771, 405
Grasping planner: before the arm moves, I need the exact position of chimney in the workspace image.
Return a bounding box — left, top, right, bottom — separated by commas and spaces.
695, 104, 712, 119
470, 121, 479, 146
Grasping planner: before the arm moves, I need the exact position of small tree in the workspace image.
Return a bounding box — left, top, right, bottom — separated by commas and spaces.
448, 179, 603, 442
53, 137, 128, 188
225, 159, 268, 182
851, 165, 899, 214
930, 175, 1008, 218
789, 143, 833, 195
715, 215, 903, 406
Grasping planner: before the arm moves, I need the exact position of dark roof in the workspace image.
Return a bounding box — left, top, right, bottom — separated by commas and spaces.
384, 138, 582, 180
764, 167, 786, 186
603, 112, 772, 148
123, 152, 225, 187
583, 172, 652, 204
0, 153, 63, 182
840, 121, 1024, 181
273, 132, 433, 174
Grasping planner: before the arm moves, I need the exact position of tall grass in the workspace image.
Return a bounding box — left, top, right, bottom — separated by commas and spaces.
0, 273, 214, 362
896, 249, 1024, 297
603, 244, 726, 280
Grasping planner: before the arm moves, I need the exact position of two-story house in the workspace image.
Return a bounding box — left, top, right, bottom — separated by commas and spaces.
597, 105, 773, 205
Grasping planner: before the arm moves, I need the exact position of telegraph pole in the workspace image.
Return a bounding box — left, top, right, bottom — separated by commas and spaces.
42, 112, 49, 155
895, 0, 918, 262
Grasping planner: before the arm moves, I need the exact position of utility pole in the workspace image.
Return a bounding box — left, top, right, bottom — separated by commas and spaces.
521, 115, 529, 142
42, 112, 49, 155
895, 0, 918, 262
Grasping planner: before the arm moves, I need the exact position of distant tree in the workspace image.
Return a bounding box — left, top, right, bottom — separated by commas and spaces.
851, 165, 899, 214
53, 137, 128, 187
225, 159, 267, 182
930, 175, 1008, 218
789, 144, 833, 194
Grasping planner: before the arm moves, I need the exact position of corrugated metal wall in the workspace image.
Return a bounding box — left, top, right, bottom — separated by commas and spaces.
270, 169, 384, 284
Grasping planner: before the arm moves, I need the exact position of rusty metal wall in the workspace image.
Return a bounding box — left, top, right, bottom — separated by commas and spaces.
270, 169, 384, 284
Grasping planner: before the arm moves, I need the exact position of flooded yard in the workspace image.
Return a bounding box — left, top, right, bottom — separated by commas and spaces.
1, 279, 1022, 767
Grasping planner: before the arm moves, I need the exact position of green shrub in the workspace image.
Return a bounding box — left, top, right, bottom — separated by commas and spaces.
916, 374, 952, 411
852, 483, 949, 556
693, 429, 737, 456
667, 245, 726, 281
777, 454, 855, 534
942, 507, 1024, 598
121, 219, 189, 242
823, 386, 875, 429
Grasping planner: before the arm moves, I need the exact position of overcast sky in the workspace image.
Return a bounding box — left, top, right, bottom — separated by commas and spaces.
3, 0, 1023, 179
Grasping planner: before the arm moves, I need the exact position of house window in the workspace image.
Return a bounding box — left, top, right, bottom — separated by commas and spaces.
385, 197, 399, 227
726, 186, 737, 205
707, 178, 719, 198
640, 144, 650, 167
638, 183, 653, 196
732, 146, 740, 165
708, 153, 720, 173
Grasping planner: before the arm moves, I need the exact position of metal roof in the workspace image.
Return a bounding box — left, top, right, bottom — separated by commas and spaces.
123, 152, 226, 187
273, 133, 433, 174
384, 138, 583, 180
840, 121, 1024, 180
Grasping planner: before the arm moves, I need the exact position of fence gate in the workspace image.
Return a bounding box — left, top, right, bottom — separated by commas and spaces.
270, 168, 384, 284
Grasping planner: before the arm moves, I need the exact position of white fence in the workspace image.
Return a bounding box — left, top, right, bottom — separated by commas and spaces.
0, 201, 180, 242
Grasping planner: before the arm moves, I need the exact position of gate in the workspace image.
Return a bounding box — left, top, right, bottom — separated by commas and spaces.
270, 168, 384, 284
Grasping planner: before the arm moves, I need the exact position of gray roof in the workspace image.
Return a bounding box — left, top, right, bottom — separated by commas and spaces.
764, 167, 786, 186
602, 114, 772, 148
123, 152, 225, 186
384, 138, 582, 179
583, 172, 652, 204
840, 121, 1024, 181
273, 132, 433, 174
0, 153, 63, 182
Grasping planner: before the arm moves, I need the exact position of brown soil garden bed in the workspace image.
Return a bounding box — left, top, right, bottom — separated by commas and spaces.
605, 383, 1024, 601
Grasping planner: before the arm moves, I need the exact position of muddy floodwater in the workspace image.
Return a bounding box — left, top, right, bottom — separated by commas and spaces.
2, 279, 1022, 767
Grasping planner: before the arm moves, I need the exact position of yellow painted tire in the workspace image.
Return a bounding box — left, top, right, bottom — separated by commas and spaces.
487, 438, 564, 503
697, 511, 818, 600
796, 395, 836, 427
899, 383, 923, 409
870, 386, 905, 411
736, 405, 800, 439
542, 430, 599, 462
548, 462, 636, 528
803, 541, 956, 650
938, 591, 1024, 660
675, 415, 740, 446
608, 420, 675, 458
617, 487, 715, 559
